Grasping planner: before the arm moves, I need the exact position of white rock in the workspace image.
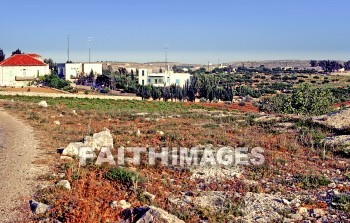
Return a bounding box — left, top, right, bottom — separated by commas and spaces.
29, 200, 51, 215
91, 128, 113, 150
38, 100, 48, 108
60, 156, 74, 162
288, 213, 303, 221
110, 200, 131, 210
136, 129, 141, 137
54, 120, 60, 125
156, 130, 165, 136
62, 142, 84, 157
282, 199, 290, 205
312, 208, 325, 218
297, 207, 309, 217
56, 180, 71, 190
328, 182, 337, 189
143, 191, 156, 201
135, 206, 185, 223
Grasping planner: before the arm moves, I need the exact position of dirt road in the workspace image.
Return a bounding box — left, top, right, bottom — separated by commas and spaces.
0, 109, 47, 222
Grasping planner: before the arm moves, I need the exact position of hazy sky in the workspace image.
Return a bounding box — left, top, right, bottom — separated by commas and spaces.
1, 0, 349, 64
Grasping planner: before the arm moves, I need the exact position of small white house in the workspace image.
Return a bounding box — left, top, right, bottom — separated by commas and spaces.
138, 69, 191, 87
0, 54, 50, 87
57, 62, 102, 81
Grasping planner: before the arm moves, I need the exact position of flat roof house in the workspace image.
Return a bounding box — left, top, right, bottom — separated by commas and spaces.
138, 69, 191, 87
0, 54, 50, 87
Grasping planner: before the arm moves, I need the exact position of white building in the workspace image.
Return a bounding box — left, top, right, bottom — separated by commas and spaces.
138, 69, 191, 87
0, 54, 50, 87
57, 63, 102, 81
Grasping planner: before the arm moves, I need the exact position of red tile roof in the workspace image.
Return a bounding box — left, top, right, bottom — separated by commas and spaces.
0, 54, 47, 66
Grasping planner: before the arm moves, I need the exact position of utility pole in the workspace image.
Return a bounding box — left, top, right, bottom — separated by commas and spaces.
88, 37, 93, 63
67, 34, 70, 62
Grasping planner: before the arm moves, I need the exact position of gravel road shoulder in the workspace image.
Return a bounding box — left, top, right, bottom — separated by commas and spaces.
0, 108, 48, 222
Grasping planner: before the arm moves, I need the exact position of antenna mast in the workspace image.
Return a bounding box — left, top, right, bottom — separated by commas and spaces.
67, 34, 70, 62
88, 37, 93, 63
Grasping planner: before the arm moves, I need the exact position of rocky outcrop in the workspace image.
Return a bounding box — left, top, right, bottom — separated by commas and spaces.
313, 108, 350, 131
134, 206, 185, 223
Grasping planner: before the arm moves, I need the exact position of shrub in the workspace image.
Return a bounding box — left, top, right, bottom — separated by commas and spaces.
295, 174, 331, 189
259, 84, 335, 115
105, 167, 141, 187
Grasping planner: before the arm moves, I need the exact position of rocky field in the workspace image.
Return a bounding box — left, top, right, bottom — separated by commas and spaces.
0, 95, 349, 223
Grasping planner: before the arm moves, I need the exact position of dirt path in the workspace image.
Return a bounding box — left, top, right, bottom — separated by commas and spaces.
0, 108, 47, 222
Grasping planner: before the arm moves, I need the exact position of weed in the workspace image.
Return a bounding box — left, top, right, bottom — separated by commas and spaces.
294, 174, 331, 189
105, 167, 141, 187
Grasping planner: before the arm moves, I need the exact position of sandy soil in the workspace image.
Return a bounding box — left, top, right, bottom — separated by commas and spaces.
0, 86, 63, 93
0, 108, 48, 222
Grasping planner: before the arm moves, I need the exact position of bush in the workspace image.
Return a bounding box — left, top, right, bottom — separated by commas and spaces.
105, 167, 140, 187
295, 174, 331, 189
41, 73, 71, 90
259, 85, 335, 115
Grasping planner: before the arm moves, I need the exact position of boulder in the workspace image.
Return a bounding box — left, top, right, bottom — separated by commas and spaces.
54, 120, 60, 125
38, 100, 48, 108
135, 206, 185, 223
29, 200, 51, 215
62, 142, 83, 157
90, 128, 113, 151
55, 180, 71, 190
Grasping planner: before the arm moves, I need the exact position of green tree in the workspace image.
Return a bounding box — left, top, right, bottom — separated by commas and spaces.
11, 48, 22, 55
0, 48, 5, 62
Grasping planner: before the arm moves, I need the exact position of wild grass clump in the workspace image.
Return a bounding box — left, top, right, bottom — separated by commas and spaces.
105, 167, 141, 187
295, 174, 331, 189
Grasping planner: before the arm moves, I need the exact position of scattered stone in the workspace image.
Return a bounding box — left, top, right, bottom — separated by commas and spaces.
142, 191, 156, 201
323, 135, 350, 147
328, 182, 337, 189
288, 213, 303, 221
62, 142, 83, 157
29, 200, 51, 215
235, 192, 292, 222
282, 199, 290, 205
297, 207, 309, 217
38, 100, 48, 108
311, 208, 325, 218
156, 130, 165, 136
193, 191, 228, 211
136, 129, 141, 137
135, 206, 185, 223
54, 120, 60, 125
55, 180, 71, 190
110, 200, 131, 210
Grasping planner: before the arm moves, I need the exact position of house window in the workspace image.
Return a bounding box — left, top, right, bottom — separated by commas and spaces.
176, 79, 180, 85
148, 79, 151, 83
23, 69, 27, 76
155, 79, 158, 84
167, 77, 170, 84
37, 70, 40, 76
142, 70, 145, 76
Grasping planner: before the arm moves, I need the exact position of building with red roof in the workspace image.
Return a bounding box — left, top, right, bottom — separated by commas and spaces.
0, 54, 50, 86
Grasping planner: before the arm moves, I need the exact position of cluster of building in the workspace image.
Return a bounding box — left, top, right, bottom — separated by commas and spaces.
0, 53, 192, 88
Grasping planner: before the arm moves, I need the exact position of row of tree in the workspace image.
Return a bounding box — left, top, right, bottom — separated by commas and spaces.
310, 60, 350, 72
